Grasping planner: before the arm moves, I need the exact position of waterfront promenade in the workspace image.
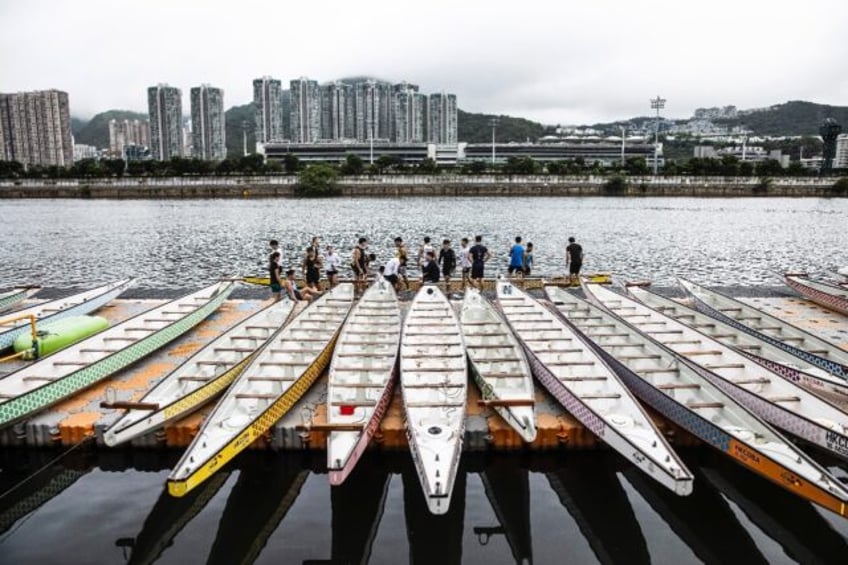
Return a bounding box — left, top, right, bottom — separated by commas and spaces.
1, 174, 844, 198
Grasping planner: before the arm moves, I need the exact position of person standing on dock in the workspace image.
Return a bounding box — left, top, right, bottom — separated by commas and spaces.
422, 251, 440, 283
469, 235, 490, 290
302, 248, 322, 291
524, 242, 534, 276
459, 237, 472, 291
566, 236, 583, 284
395, 237, 410, 291
508, 236, 526, 278
439, 239, 457, 292
269, 240, 283, 299
351, 238, 370, 292
418, 236, 434, 281
324, 245, 341, 288
383, 255, 401, 289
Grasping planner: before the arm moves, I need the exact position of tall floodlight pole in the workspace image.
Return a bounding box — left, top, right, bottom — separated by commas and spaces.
242, 120, 249, 156
620, 125, 626, 167
368, 117, 374, 165
489, 117, 499, 167
650, 96, 666, 175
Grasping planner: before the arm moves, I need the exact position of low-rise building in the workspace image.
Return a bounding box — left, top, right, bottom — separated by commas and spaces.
835, 134, 848, 169
73, 143, 99, 161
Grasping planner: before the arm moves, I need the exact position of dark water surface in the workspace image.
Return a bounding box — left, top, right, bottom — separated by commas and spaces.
1, 197, 846, 290
3, 448, 848, 564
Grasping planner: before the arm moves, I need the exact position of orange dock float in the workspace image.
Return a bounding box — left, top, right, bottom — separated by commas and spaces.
0, 291, 845, 452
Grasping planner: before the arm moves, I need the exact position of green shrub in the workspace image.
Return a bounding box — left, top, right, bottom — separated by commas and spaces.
294, 164, 341, 197
603, 175, 628, 195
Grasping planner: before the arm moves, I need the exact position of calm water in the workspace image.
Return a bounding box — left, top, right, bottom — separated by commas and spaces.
3, 448, 848, 564
2, 196, 848, 564
0, 197, 846, 290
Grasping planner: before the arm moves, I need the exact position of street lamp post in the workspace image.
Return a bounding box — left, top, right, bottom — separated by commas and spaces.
620, 125, 626, 167
489, 117, 499, 167
650, 96, 666, 175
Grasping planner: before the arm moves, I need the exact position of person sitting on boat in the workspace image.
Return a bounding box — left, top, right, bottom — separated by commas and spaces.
422, 251, 440, 283
284, 269, 319, 302
383, 256, 401, 289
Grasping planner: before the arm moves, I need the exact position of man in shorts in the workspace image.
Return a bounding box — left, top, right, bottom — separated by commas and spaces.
468, 235, 490, 290
394, 237, 409, 290
351, 237, 369, 290
439, 239, 457, 292
324, 245, 341, 288
508, 236, 525, 279
383, 256, 401, 289
459, 237, 472, 291
566, 236, 583, 285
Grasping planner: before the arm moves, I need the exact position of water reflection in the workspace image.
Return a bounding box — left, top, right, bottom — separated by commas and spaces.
698, 454, 848, 564
623, 464, 767, 564
544, 452, 650, 565
2, 449, 848, 563
119, 471, 230, 565
207, 455, 308, 565
476, 463, 532, 565
403, 458, 466, 565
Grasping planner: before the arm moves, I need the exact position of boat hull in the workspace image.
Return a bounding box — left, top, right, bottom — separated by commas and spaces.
785, 275, 848, 317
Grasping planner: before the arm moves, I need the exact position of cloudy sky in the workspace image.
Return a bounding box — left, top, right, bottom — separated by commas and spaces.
2, 0, 846, 124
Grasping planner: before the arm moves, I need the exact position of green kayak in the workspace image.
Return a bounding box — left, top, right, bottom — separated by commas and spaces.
14, 315, 109, 359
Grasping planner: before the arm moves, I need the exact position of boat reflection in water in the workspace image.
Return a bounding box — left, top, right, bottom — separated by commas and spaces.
403, 457, 466, 565
546, 452, 650, 565
207, 454, 308, 565
623, 463, 767, 564
698, 454, 848, 564
475, 459, 533, 565
304, 455, 390, 565
0, 450, 91, 536
118, 471, 230, 565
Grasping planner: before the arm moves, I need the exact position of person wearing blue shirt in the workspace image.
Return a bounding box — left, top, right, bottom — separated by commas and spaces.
508, 236, 526, 278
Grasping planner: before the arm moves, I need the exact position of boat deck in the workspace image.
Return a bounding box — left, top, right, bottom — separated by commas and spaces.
1, 292, 846, 450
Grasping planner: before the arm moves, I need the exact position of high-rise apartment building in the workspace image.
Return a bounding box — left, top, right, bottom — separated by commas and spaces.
253, 76, 283, 144
320, 82, 355, 141
290, 78, 321, 144
354, 80, 392, 141
0, 89, 73, 167
427, 92, 458, 144
393, 82, 426, 143
108, 119, 151, 156
281, 89, 292, 141
190, 84, 226, 160
147, 84, 184, 160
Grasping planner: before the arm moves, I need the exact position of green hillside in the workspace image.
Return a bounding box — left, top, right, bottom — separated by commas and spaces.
457, 110, 548, 143
224, 103, 256, 157
74, 110, 148, 148
715, 101, 848, 136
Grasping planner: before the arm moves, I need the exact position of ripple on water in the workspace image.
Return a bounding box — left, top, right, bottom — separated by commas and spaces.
0, 196, 845, 290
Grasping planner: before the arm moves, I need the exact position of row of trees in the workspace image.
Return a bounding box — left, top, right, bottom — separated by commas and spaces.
0, 154, 842, 180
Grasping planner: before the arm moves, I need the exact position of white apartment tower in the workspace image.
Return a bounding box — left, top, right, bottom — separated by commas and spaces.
190, 84, 226, 160
427, 92, 458, 144
147, 84, 184, 160
320, 82, 355, 141
290, 77, 321, 144
0, 89, 73, 167
253, 76, 284, 143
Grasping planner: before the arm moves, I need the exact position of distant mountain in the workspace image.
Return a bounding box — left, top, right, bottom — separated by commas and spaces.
73, 110, 148, 148
715, 101, 848, 136
457, 110, 549, 144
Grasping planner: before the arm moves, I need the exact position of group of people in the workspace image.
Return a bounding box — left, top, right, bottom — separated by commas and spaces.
267, 234, 584, 301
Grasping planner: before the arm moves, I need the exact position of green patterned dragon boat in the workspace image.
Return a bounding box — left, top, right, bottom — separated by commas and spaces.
0, 281, 235, 429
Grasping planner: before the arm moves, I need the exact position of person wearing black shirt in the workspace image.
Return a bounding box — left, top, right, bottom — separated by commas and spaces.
422, 251, 441, 283
268, 240, 283, 300
439, 239, 457, 292
468, 235, 491, 290
566, 236, 583, 284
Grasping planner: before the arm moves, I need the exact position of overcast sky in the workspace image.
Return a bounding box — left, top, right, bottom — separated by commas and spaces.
2, 0, 846, 125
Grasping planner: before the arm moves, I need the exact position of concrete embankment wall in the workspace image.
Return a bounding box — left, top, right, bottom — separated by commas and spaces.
0, 174, 843, 198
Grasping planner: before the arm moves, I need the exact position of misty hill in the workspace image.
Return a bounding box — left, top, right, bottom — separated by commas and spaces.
715, 101, 848, 136
224, 103, 256, 157
73, 110, 147, 148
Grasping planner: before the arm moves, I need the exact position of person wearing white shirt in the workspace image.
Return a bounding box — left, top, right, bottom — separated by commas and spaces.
383, 256, 401, 289
324, 245, 341, 288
